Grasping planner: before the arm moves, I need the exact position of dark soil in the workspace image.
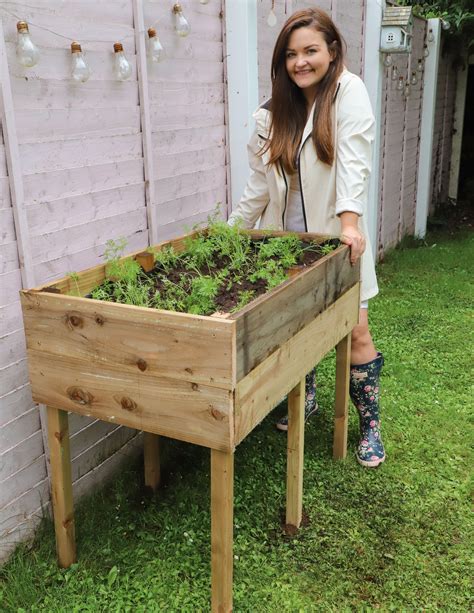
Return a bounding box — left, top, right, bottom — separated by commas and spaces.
147, 239, 336, 314
90, 237, 340, 315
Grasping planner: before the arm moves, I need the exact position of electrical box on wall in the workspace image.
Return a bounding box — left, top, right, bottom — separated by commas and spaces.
380, 6, 413, 53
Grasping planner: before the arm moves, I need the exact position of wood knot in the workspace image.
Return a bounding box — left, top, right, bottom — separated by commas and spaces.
65, 313, 84, 329
185, 367, 193, 375
210, 406, 225, 421
95, 315, 105, 326
67, 387, 93, 406
120, 396, 138, 412
191, 382, 199, 391
136, 358, 147, 372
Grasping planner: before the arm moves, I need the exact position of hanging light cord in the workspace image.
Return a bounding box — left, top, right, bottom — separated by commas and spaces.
0, 5, 135, 44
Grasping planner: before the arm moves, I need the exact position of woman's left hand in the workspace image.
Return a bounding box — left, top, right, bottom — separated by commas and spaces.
340, 225, 366, 265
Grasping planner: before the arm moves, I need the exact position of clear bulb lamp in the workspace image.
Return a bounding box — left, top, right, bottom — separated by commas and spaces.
16, 21, 40, 68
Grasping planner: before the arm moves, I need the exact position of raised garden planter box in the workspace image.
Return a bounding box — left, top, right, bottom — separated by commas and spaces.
20, 228, 360, 612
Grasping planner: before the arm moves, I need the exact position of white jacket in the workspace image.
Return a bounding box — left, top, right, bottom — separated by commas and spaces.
228, 69, 378, 301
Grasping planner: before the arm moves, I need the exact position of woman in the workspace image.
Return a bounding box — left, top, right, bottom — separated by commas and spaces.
228, 8, 385, 468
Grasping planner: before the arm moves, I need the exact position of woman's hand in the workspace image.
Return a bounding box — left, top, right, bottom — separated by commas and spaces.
339, 212, 366, 265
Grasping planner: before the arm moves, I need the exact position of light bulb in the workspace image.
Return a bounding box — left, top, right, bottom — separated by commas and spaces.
267, 8, 277, 27
70, 42, 91, 83
147, 28, 165, 63
113, 43, 132, 80
410, 72, 418, 86
417, 58, 424, 72
383, 53, 393, 67
173, 4, 191, 37
391, 65, 399, 80
404, 82, 410, 97
16, 21, 40, 68
423, 45, 430, 58
427, 29, 435, 43
397, 76, 404, 91
441, 19, 450, 31
199, 0, 210, 3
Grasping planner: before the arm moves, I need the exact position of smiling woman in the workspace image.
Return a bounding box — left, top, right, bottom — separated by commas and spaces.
228, 7, 386, 468
285, 29, 334, 106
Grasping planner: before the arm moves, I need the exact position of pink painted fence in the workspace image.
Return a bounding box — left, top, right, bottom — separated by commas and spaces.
0, 0, 226, 563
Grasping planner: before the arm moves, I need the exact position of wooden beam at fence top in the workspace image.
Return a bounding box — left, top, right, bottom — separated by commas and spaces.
0, 21, 35, 289
133, 0, 157, 244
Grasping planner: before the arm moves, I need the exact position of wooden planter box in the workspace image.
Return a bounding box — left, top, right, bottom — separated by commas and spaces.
20, 229, 360, 612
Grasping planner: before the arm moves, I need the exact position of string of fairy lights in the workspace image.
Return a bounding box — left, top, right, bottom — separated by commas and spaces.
8, 2, 211, 83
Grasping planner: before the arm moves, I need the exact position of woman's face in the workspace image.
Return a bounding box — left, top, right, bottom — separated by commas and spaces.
285, 27, 333, 100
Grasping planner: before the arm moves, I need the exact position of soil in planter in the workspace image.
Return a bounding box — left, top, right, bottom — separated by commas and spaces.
86, 224, 340, 316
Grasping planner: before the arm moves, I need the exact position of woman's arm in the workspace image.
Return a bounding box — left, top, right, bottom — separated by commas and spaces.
227, 129, 271, 228
335, 76, 375, 264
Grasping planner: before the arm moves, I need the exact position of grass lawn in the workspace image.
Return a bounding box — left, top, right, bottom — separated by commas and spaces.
1, 228, 472, 612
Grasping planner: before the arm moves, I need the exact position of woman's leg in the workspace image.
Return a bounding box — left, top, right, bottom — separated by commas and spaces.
349, 307, 385, 467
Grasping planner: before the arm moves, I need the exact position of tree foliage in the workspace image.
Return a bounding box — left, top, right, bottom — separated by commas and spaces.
399, 0, 474, 56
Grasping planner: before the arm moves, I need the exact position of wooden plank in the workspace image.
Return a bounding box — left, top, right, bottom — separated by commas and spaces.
133, 0, 157, 245
234, 285, 360, 445
211, 449, 234, 613
22, 159, 145, 206
144, 433, 160, 492
0, 21, 35, 288
333, 334, 351, 459
20, 290, 235, 389
286, 378, 305, 529
27, 184, 146, 237
0, 455, 46, 508
46, 406, 76, 568
233, 246, 358, 380
0, 407, 40, 454
24, 350, 234, 452
29, 228, 204, 294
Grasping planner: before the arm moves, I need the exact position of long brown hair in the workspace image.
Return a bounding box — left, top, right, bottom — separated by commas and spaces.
265, 9, 345, 172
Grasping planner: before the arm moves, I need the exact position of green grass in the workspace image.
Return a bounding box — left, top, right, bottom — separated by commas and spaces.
1, 230, 473, 612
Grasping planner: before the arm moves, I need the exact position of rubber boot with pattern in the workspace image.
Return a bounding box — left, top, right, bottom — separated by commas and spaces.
350, 353, 386, 467
276, 368, 318, 432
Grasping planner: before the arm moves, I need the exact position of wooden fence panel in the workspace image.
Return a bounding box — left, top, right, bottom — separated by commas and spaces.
378, 16, 426, 256
430, 41, 457, 212
143, 0, 227, 241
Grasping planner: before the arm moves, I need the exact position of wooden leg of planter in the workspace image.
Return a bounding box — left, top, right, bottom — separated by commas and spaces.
211, 449, 234, 613
286, 378, 305, 528
333, 333, 351, 459
144, 433, 160, 492
47, 406, 76, 568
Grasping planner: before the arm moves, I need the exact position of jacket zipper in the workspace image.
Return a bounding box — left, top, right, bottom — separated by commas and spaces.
280, 161, 289, 229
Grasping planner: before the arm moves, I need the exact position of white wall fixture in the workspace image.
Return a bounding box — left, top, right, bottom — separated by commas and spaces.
380, 6, 413, 54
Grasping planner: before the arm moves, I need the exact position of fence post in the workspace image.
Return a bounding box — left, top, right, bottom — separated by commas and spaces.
415, 18, 441, 238
363, 0, 384, 259
223, 0, 258, 214
132, 0, 157, 245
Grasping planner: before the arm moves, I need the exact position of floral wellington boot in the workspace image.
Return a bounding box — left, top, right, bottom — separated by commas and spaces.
276, 368, 318, 431
349, 353, 386, 468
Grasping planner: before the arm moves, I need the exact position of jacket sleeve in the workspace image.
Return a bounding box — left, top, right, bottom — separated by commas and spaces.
335, 76, 375, 217
227, 128, 270, 228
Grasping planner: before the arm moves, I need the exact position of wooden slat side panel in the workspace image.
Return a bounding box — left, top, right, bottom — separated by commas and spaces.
234, 284, 360, 445
26, 351, 233, 452
20, 291, 235, 389
234, 246, 358, 380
